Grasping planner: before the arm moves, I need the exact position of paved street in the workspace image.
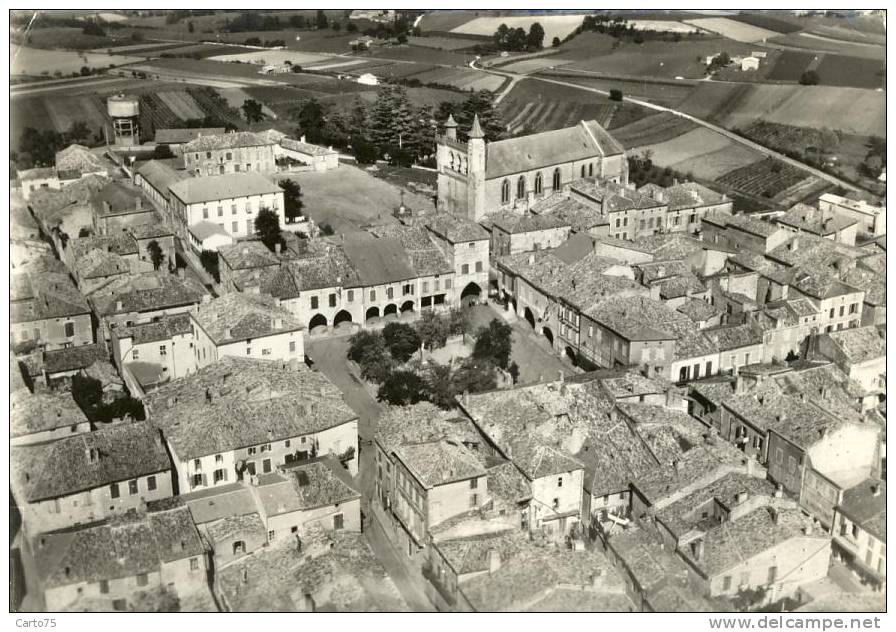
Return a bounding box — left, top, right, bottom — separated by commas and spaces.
828, 558, 870, 594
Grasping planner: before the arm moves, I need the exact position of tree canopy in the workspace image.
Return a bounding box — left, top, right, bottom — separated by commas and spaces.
147, 240, 165, 270
278, 179, 304, 221
241, 99, 265, 123
472, 318, 513, 369
377, 370, 428, 406
382, 322, 421, 364
254, 207, 281, 251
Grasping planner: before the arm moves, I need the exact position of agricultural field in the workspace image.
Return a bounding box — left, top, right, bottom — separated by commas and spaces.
155, 91, 206, 120
10, 26, 120, 51
498, 79, 652, 135
557, 31, 618, 54
91, 41, 190, 54
679, 83, 885, 137
418, 11, 481, 34
411, 67, 505, 92
608, 112, 697, 149
804, 23, 886, 46
728, 12, 803, 34
499, 57, 574, 74
450, 15, 587, 43
683, 17, 778, 43
559, 38, 764, 80
545, 74, 695, 108
814, 54, 885, 90
408, 36, 484, 50
631, 127, 763, 182
716, 158, 812, 201
626, 20, 703, 33
766, 51, 813, 82
767, 32, 884, 60
10, 44, 145, 77
207, 50, 334, 65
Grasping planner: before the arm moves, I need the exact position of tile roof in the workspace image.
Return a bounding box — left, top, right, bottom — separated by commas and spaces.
665, 181, 727, 211
189, 221, 231, 242
111, 312, 193, 345
766, 232, 865, 269
486, 460, 532, 504
841, 266, 885, 305
529, 193, 609, 232
394, 439, 486, 489
571, 179, 663, 212
74, 248, 132, 280
488, 211, 570, 234
837, 479, 885, 542
551, 232, 597, 265
89, 273, 206, 317
154, 128, 226, 144
703, 211, 780, 237
256, 458, 360, 514
10, 388, 87, 439
677, 298, 722, 323
423, 214, 489, 243
824, 326, 886, 364
145, 357, 356, 460
182, 131, 274, 152
584, 295, 685, 341
19, 166, 57, 180
280, 137, 337, 156
55, 144, 107, 178
375, 402, 482, 455
776, 204, 857, 235
690, 379, 736, 407
682, 506, 823, 577
93, 181, 153, 215
70, 232, 139, 259
206, 512, 266, 546
484, 120, 624, 179
11, 421, 171, 502
9, 272, 90, 323
43, 343, 108, 375
703, 324, 763, 351
169, 172, 281, 205
370, 224, 453, 277
219, 240, 282, 271
35, 505, 203, 589
135, 160, 190, 199
341, 232, 417, 286
192, 292, 303, 344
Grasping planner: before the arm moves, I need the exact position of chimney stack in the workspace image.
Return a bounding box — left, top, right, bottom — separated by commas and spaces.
135, 197, 142, 210
225, 327, 232, 339
487, 548, 501, 575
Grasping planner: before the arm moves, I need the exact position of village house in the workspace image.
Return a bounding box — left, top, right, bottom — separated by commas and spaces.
437, 115, 627, 221
527, 190, 611, 236
41, 342, 110, 386
182, 131, 276, 177
422, 214, 491, 304
816, 326, 886, 405
484, 211, 572, 257
55, 144, 110, 183
134, 160, 191, 213
27, 504, 210, 612
10, 420, 174, 536
28, 176, 109, 250
831, 479, 886, 591
168, 173, 284, 244
571, 180, 669, 241
843, 255, 886, 326
774, 203, 858, 246
154, 127, 226, 153
276, 135, 340, 172
638, 181, 732, 234
701, 212, 791, 254
10, 387, 91, 447
144, 356, 359, 494
91, 181, 157, 234
10, 271, 93, 352
190, 292, 304, 367
817, 193, 885, 238
18, 166, 60, 201
110, 313, 196, 392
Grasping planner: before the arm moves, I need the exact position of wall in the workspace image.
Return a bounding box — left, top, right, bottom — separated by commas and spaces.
799, 467, 842, 529
102, 303, 197, 341
9, 312, 94, 351
11, 421, 92, 448
191, 322, 304, 369
450, 239, 490, 298
717, 342, 765, 375
666, 200, 732, 235
264, 496, 361, 544
20, 472, 173, 536
44, 569, 164, 611
530, 469, 584, 525
112, 330, 196, 381
766, 432, 806, 499
21, 176, 61, 201
179, 191, 285, 239
671, 351, 721, 383
173, 445, 238, 494
505, 226, 571, 255
428, 475, 487, 528
832, 510, 886, 582
184, 144, 276, 176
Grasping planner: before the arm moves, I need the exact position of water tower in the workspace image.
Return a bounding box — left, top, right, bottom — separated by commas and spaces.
106, 93, 140, 146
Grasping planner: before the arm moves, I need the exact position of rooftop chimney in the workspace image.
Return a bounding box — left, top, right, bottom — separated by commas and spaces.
871, 484, 881, 497
300, 135, 306, 144
774, 484, 783, 499
115, 300, 123, 311
736, 491, 748, 504
224, 327, 232, 339
273, 317, 283, 329
487, 548, 501, 575
135, 197, 142, 210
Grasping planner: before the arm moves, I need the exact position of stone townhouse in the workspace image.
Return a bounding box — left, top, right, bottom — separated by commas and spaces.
774, 203, 858, 246
701, 211, 792, 254
134, 159, 191, 214
421, 214, 490, 302
91, 181, 157, 234
831, 479, 886, 591
638, 180, 733, 234
816, 325, 886, 406
190, 292, 304, 367
817, 192, 885, 238
27, 504, 209, 612
182, 131, 276, 177
110, 313, 196, 392
153, 127, 226, 152
10, 271, 93, 352
571, 180, 668, 241
168, 173, 285, 244
144, 356, 359, 495
483, 211, 572, 258
10, 420, 175, 536
10, 387, 91, 447
18, 166, 61, 201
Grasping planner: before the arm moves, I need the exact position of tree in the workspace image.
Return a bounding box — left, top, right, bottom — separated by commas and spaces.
377, 370, 428, 405
19, 127, 64, 167
447, 307, 471, 337
147, 240, 165, 270
291, 97, 327, 143
425, 362, 458, 409
80, 65, 92, 76
417, 311, 450, 349
382, 322, 421, 364
241, 98, 264, 123
254, 207, 281, 251
316, 10, 328, 30
331, 20, 342, 32
319, 222, 336, 236
289, 15, 307, 28
552, 36, 561, 47
527, 22, 545, 49
452, 357, 498, 394
347, 330, 393, 383
473, 318, 513, 369
508, 361, 520, 384
609, 88, 623, 101
799, 70, 819, 85
82, 20, 106, 36
199, 250, 220, 282
188, 21, 195, 33
396, 32, 408, 44
346, 21, 358, 33
66, 120, 91, 144
278, 179, 304, 221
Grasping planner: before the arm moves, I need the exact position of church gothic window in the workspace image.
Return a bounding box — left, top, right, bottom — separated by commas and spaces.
517, 177, 526, 200
553, 168, 561, 191
589, 163, 594, 177
535, 172, 543, 195
501, 179, 510, 204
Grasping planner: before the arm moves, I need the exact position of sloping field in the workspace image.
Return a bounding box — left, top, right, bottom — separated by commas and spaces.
11, 44, 144, 76
419, 11, 480, 33
42, 94, 109, 135
305, 58, 371, 70
91, 41, 190, 54
609, 112, 698, 149
218, 88, 278, 119
501, 57, 573, 74
208, 50, 333, 65
815, 55, 884, 90
546, 74, 695, 108
156, 91, 205, 120
767, 32, 885, 60
451, 15, 586, 43
728, 13, 802, 34
408, 36, 483, 50
679, 83, 885, 137
632, 127, 763, 181
767, 51, 814, 81
627, 20, 703, 33
684, 17, 778, 43
413, 67, 504, 92
716, 158, 810, 200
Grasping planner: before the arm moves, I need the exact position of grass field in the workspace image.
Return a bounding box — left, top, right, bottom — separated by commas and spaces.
766, 51, 813, 81
283, 165, 432, 234
631, 127, 764, 182
408, 36, 483, 50
627, 20, 703, 33
418, 11, 481, 33
11, 44, 144, 76
207, 50, 334, 65
728, 12, 803, 34
11, 26, 119, 51
412, 67, 505, 92
684, 17, 778, 42
679, 83, 885, 137
450, 15, 587, 42
608, 112, 697, 149
544, 74, 695, 108
805, 23, 886, 46
815, 54, 885, 90
500, 57, 573, 74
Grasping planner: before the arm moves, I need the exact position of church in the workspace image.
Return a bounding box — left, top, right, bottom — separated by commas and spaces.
436, 115, 628, 221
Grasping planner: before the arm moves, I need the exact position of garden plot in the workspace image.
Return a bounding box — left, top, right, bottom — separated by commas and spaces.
156, 91, 205, 120
683, 17, 778, 43
450, 15, 587, 43
631, 127, 763, 181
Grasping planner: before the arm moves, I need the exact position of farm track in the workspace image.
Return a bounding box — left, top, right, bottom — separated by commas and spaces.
470, 60, 866, 194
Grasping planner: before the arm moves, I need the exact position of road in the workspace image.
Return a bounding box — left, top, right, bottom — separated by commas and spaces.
470, 60, 865, 194
10, 75, 136, 98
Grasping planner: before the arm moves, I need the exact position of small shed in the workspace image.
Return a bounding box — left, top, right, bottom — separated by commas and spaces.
741, 57, 760, 71
189, 221, 235, 252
